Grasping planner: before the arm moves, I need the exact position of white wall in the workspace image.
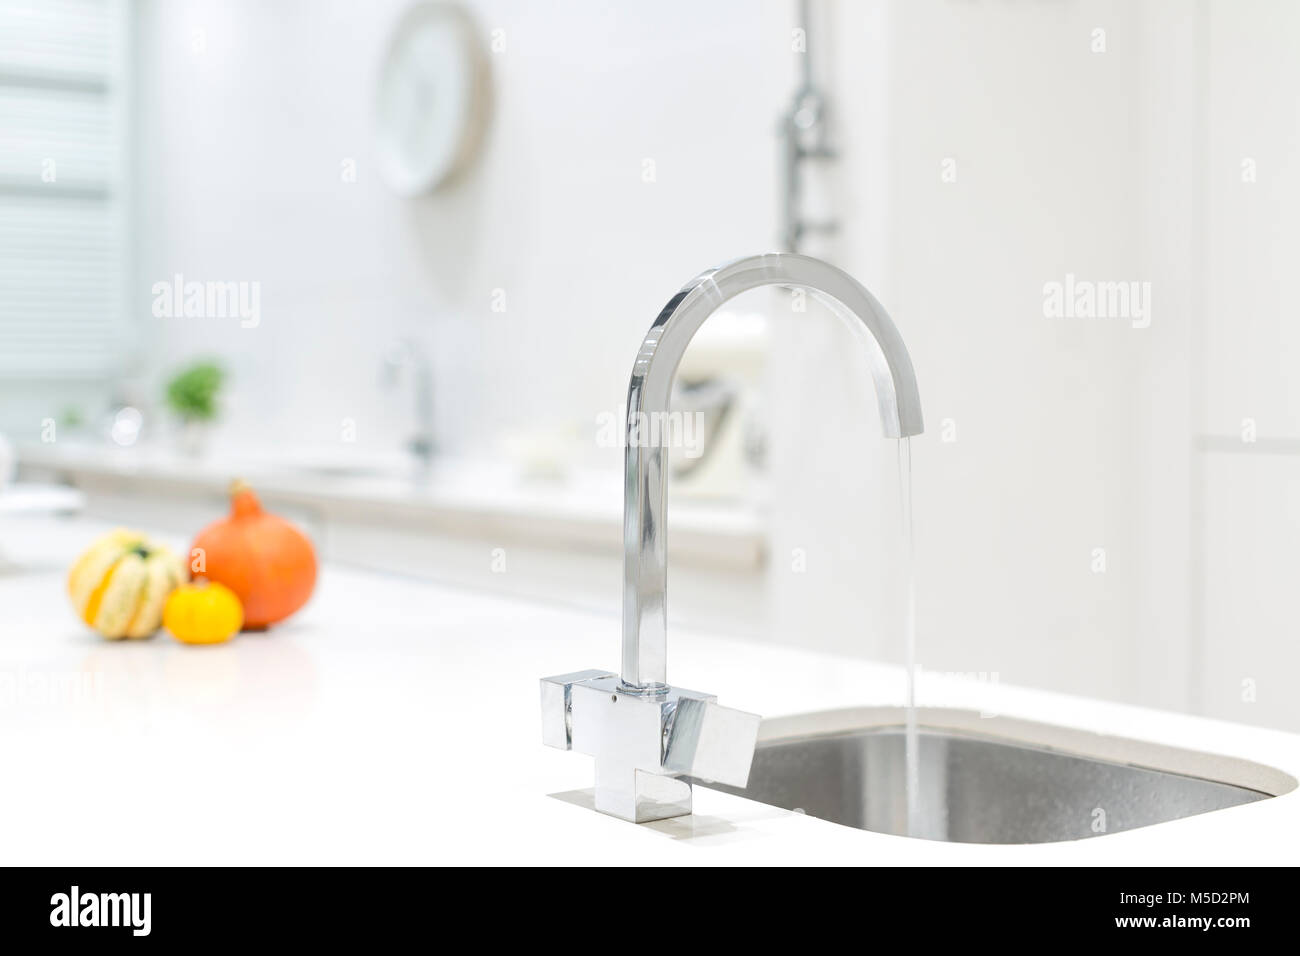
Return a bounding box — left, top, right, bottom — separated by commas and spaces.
131, 0, 788, 461
771, 0, 1152, 707
763, 0, 1300, 731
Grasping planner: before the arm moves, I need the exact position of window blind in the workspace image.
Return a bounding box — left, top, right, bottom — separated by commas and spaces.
0, 0, 128, 378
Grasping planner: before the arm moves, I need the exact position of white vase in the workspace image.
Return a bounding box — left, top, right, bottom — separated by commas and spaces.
177, 420, 210, 458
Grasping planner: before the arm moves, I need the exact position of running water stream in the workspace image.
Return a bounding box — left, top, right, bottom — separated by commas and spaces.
897, 437, 920, 836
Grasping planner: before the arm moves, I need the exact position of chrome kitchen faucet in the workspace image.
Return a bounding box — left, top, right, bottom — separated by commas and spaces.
541, 253, 924, 823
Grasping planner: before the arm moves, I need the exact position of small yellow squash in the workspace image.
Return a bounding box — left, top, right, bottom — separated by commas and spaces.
68, 529, 185, 639
163, 580, 244, 645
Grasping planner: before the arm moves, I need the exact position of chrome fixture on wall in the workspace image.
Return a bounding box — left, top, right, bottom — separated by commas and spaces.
541, 253, 924, 823
380, 338, 435, 478
781, 0, 837, 251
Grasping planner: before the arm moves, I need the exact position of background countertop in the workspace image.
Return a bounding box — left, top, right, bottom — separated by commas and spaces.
2, 513, 1297, 865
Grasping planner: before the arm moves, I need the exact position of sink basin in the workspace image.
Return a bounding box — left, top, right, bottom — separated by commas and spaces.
697, 707, 1295, 844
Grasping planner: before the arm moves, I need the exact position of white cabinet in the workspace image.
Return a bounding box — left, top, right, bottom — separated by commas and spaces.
1202, 453, 1300, 731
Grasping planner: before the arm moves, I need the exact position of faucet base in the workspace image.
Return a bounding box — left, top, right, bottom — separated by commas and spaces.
596, 768, 693, 823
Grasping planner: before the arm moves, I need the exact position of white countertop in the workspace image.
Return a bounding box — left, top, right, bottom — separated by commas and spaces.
16, 442, 766, 570
2, 513, 1298, 865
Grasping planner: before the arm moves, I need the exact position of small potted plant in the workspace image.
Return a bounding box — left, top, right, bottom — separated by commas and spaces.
164, 360, 225, 457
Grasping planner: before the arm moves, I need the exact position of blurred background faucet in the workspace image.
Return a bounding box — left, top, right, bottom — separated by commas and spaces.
541, 252, 924, 823
380, 338, 435, 479
781, 0, 838, 252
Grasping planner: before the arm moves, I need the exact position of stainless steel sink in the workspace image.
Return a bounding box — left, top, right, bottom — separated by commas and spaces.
697, 708, 1296, 844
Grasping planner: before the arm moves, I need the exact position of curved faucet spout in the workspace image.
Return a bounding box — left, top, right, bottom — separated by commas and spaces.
622, 253, 924, 691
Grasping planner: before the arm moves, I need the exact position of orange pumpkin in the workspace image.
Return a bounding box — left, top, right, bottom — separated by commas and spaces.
191, 480, 317, 628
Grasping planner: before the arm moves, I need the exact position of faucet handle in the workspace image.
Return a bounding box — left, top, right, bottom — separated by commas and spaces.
540, 670, 615, 750
663, 695, 761, 788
